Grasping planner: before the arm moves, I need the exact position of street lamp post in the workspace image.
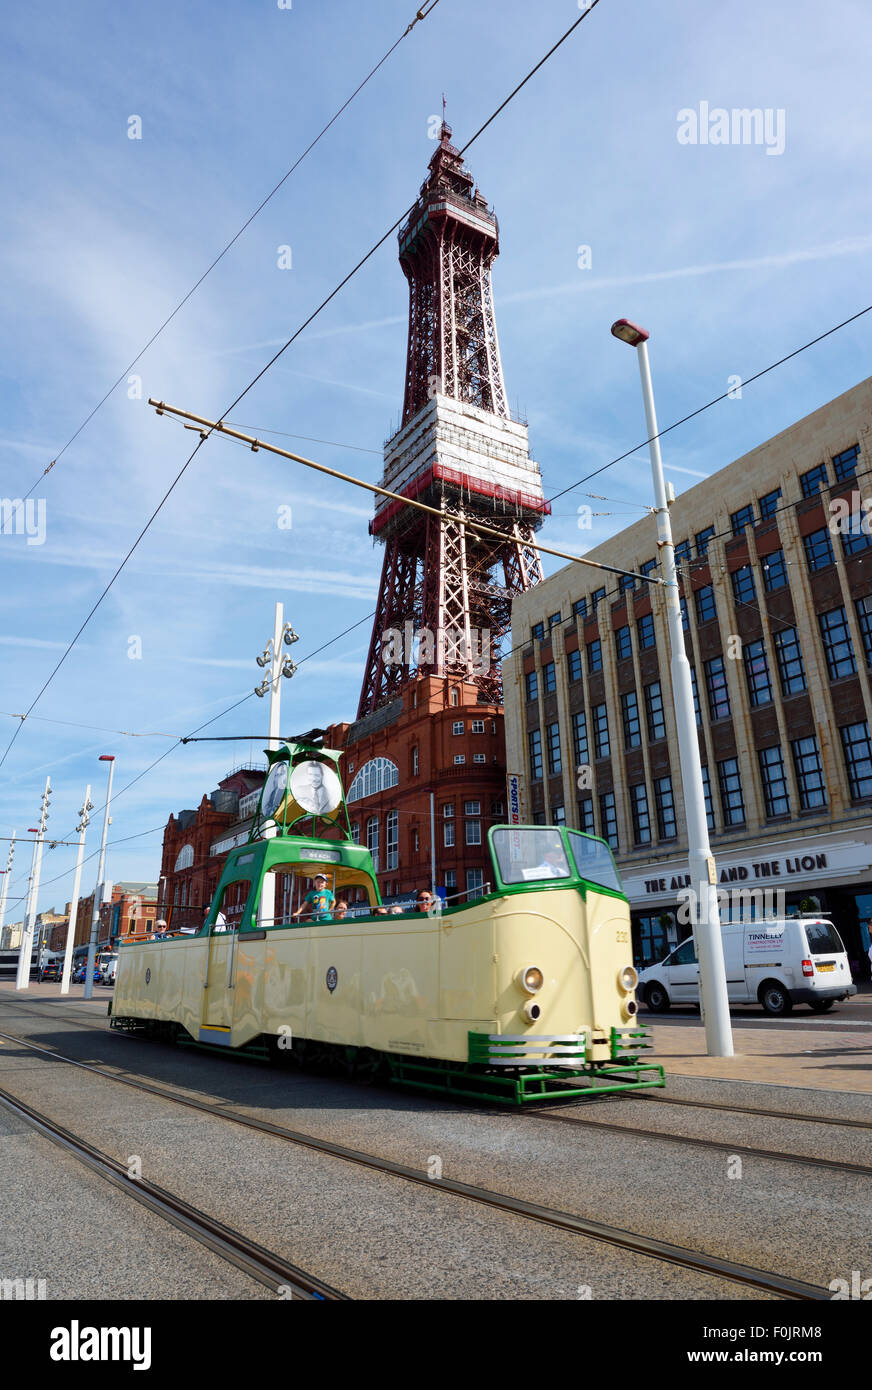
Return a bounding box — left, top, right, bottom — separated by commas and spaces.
61, 786, 93, 995
83, 757, 115, 1001
610, 319, 734, 1058
16, 779, 51, 990
0, 832, 15, 945
254, 603, 299, 928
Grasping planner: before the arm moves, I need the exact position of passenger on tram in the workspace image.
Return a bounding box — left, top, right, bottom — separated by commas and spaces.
292, 873, 334, 923
333, 900, 349, 920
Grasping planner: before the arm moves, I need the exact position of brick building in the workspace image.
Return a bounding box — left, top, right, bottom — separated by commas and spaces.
159, 766, 266, 929
505, 376, 872, 975
326, 674, 506, 905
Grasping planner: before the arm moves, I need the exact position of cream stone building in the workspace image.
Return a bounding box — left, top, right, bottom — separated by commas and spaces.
505, 377, 872, 974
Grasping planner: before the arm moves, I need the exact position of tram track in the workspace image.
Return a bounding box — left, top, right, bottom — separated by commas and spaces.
0, 1083, 346, 1302
0, 1026, 837, 1300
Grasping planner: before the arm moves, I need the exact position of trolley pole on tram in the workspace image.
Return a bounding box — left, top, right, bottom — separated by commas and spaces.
84, 756, 115, 1000
610, 320, 734, 1058
16, 779, 51, 990
61, 786, 93, 995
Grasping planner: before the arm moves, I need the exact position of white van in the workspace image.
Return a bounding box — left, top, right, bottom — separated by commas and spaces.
637, 918, 857, 1017
99, 954, 118, 985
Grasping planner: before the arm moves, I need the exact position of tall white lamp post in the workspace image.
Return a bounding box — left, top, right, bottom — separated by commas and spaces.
610, 318, 734, 1058
61, 786, 93, 995
254, 603, 298, 928
0, 832, 15, 945
84, 756, 115, 1000
16, 779, 51, 990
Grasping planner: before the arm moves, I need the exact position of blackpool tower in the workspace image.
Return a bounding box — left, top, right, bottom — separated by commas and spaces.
357, 122, 548, 718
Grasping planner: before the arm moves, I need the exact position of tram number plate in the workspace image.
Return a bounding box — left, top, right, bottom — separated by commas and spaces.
816, 962, 834, 971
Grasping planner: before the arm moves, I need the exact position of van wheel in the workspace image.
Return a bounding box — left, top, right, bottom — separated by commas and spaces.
759, 982, 793, 1016
645, 982, 670, 1013
809, 999, 835, 1013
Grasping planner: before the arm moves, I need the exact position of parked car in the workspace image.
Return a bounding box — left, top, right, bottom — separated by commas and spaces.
39, 961, 62, 982
637, 917, 857, 1017
71, 963, 101, 983
99, 955, 118, 985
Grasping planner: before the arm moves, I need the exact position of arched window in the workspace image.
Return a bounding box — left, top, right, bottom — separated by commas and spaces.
386, 811, 399, 871
450, 687, 459, 706
174, 844, 194, 872
347, 757, 399, 803
366, 817, 379, 874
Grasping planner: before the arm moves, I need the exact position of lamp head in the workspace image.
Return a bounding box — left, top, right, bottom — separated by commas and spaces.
610, 318, 649, 347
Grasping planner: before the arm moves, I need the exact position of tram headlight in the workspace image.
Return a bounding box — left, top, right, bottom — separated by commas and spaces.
522, 1000, 542, 1024
516, 965, 544, 994
618, 965, 638, 993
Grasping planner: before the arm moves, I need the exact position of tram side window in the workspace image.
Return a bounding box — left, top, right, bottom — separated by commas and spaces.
211, 879, 253, 933
491, 827, 572, 885
567, 831, 623, 895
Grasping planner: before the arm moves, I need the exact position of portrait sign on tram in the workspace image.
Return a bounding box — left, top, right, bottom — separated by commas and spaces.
258, 757, 343, 827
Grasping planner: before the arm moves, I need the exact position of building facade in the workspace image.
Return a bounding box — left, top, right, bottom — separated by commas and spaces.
505, 377, 872, 976
159, 766, 266, 930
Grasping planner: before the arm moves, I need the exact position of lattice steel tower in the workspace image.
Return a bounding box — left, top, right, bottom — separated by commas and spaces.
358, 122, 547, 718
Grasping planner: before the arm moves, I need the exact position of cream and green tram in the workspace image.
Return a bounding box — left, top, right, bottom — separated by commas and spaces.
112, 739, 663, 1103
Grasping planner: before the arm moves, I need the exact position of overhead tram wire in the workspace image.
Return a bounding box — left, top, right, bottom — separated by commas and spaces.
545, 301, 872, 507
12, 0, 443, 511
0, 3, 607, 780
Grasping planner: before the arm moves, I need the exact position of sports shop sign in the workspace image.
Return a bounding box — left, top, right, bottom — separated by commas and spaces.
627, 841, 867, 902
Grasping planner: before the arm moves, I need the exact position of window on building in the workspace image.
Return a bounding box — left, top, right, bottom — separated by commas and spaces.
762, 549, 788, 591
704, 655, 731, 720
696, 526, 716, 558
573, 597, 588, 619
615, 625, 632, 660
471, 719, 485, 734
593, 704, 610, 759
591, 587, 606, 613
525, 670, 539, 702
587, 638, 602, 673
717, 758, 746, 826
640, 558, 658, 578
568, 648, 582, 682
532, 811, 546, 825
654, 776, 677, 839
856, 596, 872, 666
531, 622, 545, 641
832, 444, 859, 482
621, 690, 642, 748
638, 613, 656, 649
689, 666, 702, 725
466, 869, 485, 900
840, 722, 872, 800
443, 804, 454, 817
599, 791, 618, 850
792, 736, 827, 811
577, 797, 595, 835
452, 720, 464, 734
351, 822, 360, 845
743, 639, 773, 706
551, 804, 566, 825
819, 607, 856, 680
630, 783, 652, 845
731, 565, 756, 606
366, 817, 379, 874
674, 539, 692, 566
773, 627, 807, 695
450, 687, 460, 706
444, 820, 455, 847
548, 611, 561, 630
528, 729, 543, 780
444, 869, 456, 891
386, 811, 399, 871
644, 681, 666, 741
619, 573, 635, 594
348, 757, 399, 802
695, 585, 717, 624
572, 710, 589, 767
464, 801, 481, 815
546, 721, 562, 775
804, 527, 835, 571
730, 504, 755, 535
453, 755, 465, 765
759, 487, 782, 521
841, 507, 872, 557
700, 764, 715, 831
679, 596, 689, 631
412, 746, 419, 776
758, 746, 790, 818
465, 817, 482, 845
492, 799, 504, 817
543, 662, 557, 694
412, 827, 419, 853
473, 753, 486, 763
800, 462, 828, 498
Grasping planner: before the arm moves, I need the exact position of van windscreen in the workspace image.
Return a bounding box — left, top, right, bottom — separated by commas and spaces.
803, 920, 844, 955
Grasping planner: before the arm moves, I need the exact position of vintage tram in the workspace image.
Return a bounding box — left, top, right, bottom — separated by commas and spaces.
111, 736, 664, 1103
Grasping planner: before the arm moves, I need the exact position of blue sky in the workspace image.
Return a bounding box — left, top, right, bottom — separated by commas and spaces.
1, 0, 870, 917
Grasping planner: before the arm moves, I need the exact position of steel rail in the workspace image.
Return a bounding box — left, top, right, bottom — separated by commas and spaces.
0, 1026, 830, 1300
0, 1083, 346, 1302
